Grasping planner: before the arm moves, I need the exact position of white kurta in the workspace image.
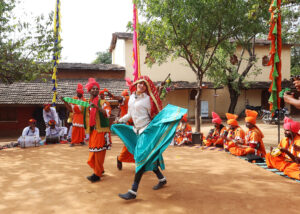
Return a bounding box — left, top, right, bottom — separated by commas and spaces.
46, 127, 64, 137
43, 107, 59, 125
119, 93, 151, 134
18, 126, 41, 146
22, 127, 40, 138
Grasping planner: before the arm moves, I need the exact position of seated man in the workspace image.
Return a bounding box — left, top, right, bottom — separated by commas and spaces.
229, 110, 266, 159
173, 114, 192, 146
18, 119, 41, 147
45, 120, 65, 144
266, 117, 300, 178
203, 112, 226, 147
223, 113, 245, 151
43, 103, 67, 135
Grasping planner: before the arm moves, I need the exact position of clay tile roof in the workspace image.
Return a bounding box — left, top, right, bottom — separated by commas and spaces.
0, 79, 128, 105
58, 63, 125, 71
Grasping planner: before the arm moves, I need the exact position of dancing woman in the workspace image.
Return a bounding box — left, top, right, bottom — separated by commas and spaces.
111, 76, 186, 200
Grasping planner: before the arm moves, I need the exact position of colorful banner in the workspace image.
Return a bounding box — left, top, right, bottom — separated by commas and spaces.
268, 0, 282, 112
52, 0, 61, 106
132, 3, 141, 81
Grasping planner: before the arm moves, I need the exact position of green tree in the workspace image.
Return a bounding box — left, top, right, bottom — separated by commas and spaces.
92, 50, 112, 64
206, 1, 269, 113
0, 0, 56, 83
281, 4, 300, 76
206, 2, 299, 113
136, 0, 259, 132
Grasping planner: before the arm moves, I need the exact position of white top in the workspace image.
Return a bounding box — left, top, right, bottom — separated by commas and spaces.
22, 127, 40, 138
119, 93, 151, 134
43, 107, 59, 125
46, 127, 63, 137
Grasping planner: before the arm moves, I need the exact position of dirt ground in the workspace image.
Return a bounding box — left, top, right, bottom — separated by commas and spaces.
0, 122, 300, 214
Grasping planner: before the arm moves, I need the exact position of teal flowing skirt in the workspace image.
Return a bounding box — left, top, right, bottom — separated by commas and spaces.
111, 104, 187, 172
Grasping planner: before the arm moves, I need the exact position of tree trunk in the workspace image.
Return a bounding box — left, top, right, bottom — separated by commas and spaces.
195, 83, 202, 132
227, 83, 239, 114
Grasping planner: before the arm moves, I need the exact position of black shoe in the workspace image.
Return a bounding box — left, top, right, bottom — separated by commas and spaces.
69, 144, 74, 147
86, 174, 100, 183
117, 156, 122, 170
80, 142, 86, 145
118, 190, 136, 200
153, 180, 167, 190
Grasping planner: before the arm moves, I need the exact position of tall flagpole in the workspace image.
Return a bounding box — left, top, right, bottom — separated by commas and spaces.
268, 0, 282, 143
132, 2, 141, 81
52, 0, 61, 107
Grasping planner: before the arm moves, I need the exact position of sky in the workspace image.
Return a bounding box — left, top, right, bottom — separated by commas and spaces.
14, 0, 134, 63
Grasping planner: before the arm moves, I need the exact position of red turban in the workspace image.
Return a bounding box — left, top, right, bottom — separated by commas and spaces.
48, 120, 56, 126
283, 117, 300, 133
99, 88, 108, 95
85, 78, 100, 92
245, 110, 258, 125
76, 83, 84, 94
43, 104, 51, 111
122, 89, 129, 96
212, 112, 222, 124
226, 113, 238, 126
182, 113, 188, 122
29, 119, 36, 124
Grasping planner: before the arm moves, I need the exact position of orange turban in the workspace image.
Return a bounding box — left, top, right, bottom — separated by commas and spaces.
43, 104, 51, 111
48, 120, 56, 126
99, 88, 108, 95
212, 112, 222, 124
29, 119, 36, 124
245, 109, 258, 125
122, 89, 129, 96
226, 113, 238, 126
182, 114, 188, 122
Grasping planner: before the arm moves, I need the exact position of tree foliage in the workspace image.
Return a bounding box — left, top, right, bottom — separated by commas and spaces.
281, 4, 300, 76
206, 1, 299, 113
92, 50, 112, 64
0, 0, 56, 83
206, 0, 271, 113
136, 0, 268, 131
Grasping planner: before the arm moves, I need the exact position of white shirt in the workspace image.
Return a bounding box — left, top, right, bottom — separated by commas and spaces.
46, 127, 63, 137
119, 93, 151, 134
43, 107, 59, 125
22, 127, 40, 138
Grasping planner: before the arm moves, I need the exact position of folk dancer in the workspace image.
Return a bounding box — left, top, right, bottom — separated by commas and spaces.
61, 83, 86, 147
112, 76, 187, 200
84, 78, 112, 183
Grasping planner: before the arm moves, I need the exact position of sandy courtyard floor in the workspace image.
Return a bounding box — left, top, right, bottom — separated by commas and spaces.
1, 129, 300, 214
